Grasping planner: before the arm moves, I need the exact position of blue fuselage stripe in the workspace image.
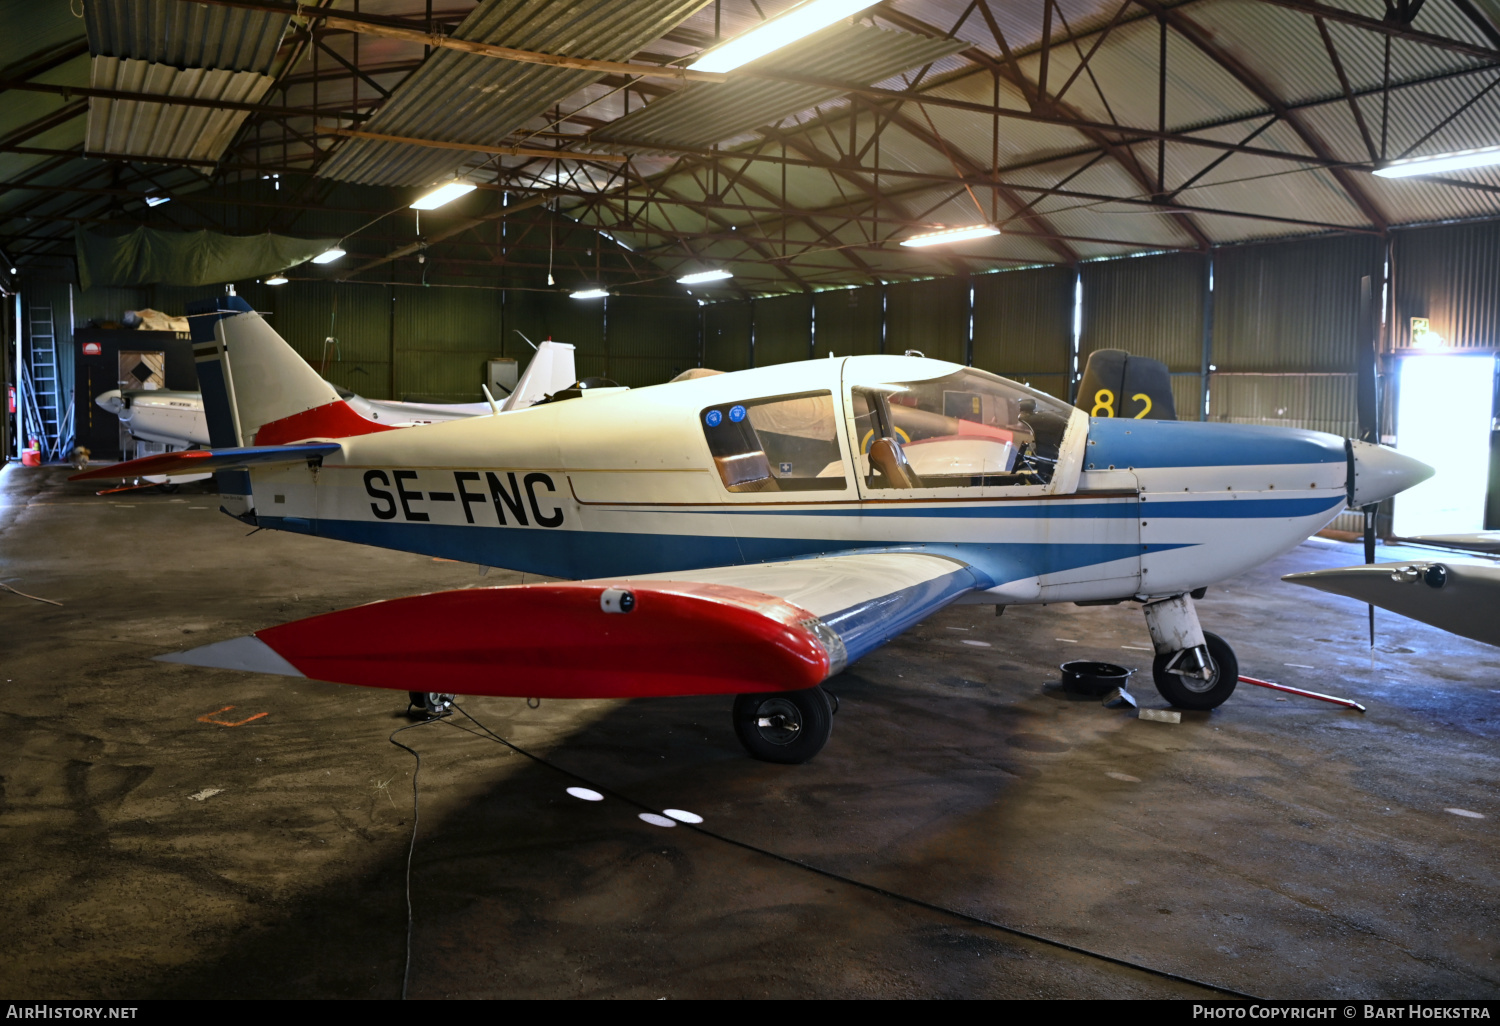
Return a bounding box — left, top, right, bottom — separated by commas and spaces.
645, 496, 1342, 519
254, 516, 1177, 585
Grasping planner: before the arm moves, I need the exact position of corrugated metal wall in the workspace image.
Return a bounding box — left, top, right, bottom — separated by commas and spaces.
1080, 252, 1206, 418
27, 276, 701, 408
261, 281, 395, 398
704, 301, 750, 371
972, 265, 1073, 400
885, 277, 968, 364
1207, 234, 1377, 447
394, 287, 505, 400
23, 220, 1500, 451
1213, 234, 1381, 372
813, 287, 882, 358
751, 293, 812, 367
606, 295, 699, 386
1208, 374, 1359, 436
1393, 220, 1500, 350
1080, 253, 1206, 368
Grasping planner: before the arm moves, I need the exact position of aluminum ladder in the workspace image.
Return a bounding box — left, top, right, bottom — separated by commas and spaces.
25, 303, 65, 459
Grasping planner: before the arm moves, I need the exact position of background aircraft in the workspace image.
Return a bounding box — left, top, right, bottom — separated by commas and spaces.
76, 296, 1432, 763
1285, 556, 1500, 648
94, 338, 580, 454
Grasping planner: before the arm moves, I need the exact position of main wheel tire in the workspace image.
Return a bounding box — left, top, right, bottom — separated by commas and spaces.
1151, 631, 1238, 711
732, 688, 834, 764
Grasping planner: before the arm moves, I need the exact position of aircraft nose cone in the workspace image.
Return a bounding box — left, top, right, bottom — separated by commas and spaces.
95, 389, 124, 415
1348, 440, 1433, 507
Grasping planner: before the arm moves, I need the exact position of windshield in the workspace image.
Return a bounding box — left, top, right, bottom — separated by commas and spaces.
851, 368, 1073, 489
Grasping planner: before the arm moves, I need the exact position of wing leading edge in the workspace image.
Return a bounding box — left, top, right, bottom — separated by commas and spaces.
156, 552, 990, 698
69, 443, 342, 482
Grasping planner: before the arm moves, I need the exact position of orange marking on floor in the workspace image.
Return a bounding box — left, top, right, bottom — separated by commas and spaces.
196, 705, 269, 727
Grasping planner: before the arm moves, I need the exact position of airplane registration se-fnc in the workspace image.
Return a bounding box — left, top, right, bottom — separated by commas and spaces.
77, 296, 1433, 763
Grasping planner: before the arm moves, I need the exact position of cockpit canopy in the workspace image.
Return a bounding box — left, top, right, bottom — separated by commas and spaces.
851, 368, 1073, 489
699, 364, 1074, 493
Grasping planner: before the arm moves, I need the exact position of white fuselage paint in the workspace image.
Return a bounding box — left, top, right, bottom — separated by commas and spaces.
247, 357, 1351, 605
98, 388, 486, 450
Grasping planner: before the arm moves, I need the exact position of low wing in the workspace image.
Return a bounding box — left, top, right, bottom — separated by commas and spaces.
1406, 532, 1500, 554
156, 552, 989, 698
1284, 560, 1500, 648
69, 442, 341, 482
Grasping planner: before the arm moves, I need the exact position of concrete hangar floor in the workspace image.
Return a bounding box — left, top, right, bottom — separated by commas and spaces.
0, 463, 1495, 1000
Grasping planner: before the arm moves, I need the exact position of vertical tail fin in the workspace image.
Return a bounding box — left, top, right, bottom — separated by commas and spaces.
1076, 349, 1177, 421
186, 295, 395, 446
501, 341, 577, 411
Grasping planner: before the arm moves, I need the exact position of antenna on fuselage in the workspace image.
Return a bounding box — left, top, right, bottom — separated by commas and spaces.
480, 384, 501, 416
513, 330, 538, 351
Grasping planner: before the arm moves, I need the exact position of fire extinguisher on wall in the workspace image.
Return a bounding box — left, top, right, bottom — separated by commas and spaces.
6, 384, 13, 414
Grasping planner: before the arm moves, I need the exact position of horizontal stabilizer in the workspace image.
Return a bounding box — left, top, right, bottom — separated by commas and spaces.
156, 580, 841, 698
70, 442, 341, 481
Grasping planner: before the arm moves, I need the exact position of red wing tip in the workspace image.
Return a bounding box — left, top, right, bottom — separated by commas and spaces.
70, 450, 211, 481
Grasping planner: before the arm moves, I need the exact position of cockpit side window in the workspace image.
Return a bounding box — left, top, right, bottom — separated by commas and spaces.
701, 391, 847, 493
852, 369, 1072, 489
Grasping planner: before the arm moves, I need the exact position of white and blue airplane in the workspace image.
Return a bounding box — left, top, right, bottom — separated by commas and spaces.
76, 296, 1432, 763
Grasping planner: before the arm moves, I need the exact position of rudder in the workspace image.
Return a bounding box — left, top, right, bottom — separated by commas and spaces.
186, 294, 354, 446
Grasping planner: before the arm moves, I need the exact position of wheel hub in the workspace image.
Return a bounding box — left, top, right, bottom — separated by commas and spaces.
1175, 658, 1219, 693
1164, 644, 1217, 690
752, 697, 802, 745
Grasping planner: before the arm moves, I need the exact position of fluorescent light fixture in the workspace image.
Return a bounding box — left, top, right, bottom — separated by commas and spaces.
689, 0, 881, 73
144, 195, 170, 207
677, 269, 734, 285
311, 248, 345, 264
265, 275, 289, 286
899, 224, 1001, 248
410, 182, 477, 210
1373, 144, 1500, 178
571, 288, 609, 300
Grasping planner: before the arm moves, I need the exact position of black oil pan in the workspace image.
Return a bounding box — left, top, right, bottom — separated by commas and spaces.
1059, 660, 1134, 696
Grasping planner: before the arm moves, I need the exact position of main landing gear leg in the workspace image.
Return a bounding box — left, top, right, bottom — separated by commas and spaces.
407, 692, 455, 719
1142, 594, 1238, 711
732, 688, 834, 764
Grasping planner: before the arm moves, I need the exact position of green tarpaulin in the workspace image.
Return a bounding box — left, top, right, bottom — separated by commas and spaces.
76, 226, 340, 291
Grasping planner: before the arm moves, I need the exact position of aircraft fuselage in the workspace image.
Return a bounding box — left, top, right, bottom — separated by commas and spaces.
238, 355, 1353, 605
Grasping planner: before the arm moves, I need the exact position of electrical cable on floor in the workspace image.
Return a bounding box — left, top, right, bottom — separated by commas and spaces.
0, 581, 62, 606
444, 703, 1263, 1001
387, 715, 442, 1001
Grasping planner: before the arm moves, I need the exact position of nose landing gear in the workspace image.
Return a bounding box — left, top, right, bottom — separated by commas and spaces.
1142, 594, 1239, 710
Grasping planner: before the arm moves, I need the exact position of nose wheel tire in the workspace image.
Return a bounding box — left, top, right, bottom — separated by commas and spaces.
1151, 631, 1238, 711
732, 688, 834, 764
408, 691, 455, 719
